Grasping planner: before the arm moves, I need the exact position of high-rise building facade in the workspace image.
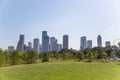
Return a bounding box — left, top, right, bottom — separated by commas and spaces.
63, 35, 69, 49
87, 40, 92, 48
59, 44, 62, 51
105, 41, 111, 47
33, 38, 40, 54
80, 36, 87, 50
42, 31, 49, 52
24, 42, 32, 51
57, 44, 62, 51
50, 37, 55, 51
50, 37, 62, 52
17, 35, 25, 52
53, 39, 58, 51
8, 46, 14, 52
28, 42, 32, 49
97, 35, 102, 47
39, 44, 42, 53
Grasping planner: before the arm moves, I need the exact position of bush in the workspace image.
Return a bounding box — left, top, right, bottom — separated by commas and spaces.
77, 51, 84, 61
55, 53, 60, 60
3, 50, 11, 65
0, 49, 5, 67
41, 53, 49, 62
87, 51, 94, 62
10, 50, 20, 65
22, 50, 38, 64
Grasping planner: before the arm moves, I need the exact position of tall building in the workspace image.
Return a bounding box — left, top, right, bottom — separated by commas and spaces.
105, 41, 111, 47
53, 39, 58, 51
39, 44, 42, 53
25, 42, 32, 51
57, 44, 62, 51
42, 31, 49, 52
80, 36, 87, 50
50, 37, 62, 52
33, 38, 40, 54
24, 44, 27, 51
63, 35, 69, 49
28, 42, 32, 49
97, 35, 102, 47
59, 44, 62, 51
50, 37, 55, 51
87, 40, 92, 48
8, 46, 14, 52
17, 35, 25, 52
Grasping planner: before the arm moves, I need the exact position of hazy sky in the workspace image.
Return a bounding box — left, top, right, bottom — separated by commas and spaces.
0, 0, 120, 50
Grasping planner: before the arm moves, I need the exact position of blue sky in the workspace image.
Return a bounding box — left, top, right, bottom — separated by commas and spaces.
0, 0, 120, 50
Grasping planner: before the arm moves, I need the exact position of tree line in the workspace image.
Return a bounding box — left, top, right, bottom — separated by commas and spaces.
0, 47, 120, 67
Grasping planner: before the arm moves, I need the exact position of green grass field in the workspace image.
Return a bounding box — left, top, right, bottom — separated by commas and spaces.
0, 61, 120, 80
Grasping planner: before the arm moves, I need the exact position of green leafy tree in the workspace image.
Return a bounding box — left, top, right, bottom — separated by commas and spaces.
3, 50, 10, 64
41, 53, 49, 62
49, 52, 55, 60
77, 51, 84, 61
110, 52, 116, 59
87, 51, 94, 62
0, 49, 5, 67
105, 48, 112, 58
61, 52, 68, 60
22, 50, 38, 64
54, 53, 60, 60
98, 50, 106, 59
22, 51, 27, 63
10, 50, 20, 65
93, 47, 106, 59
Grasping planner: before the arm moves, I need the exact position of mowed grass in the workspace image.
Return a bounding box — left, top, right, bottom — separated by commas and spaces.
0, 61, 120, 80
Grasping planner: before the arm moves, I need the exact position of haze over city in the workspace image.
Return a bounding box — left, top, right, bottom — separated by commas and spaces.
0, 0, 120, 50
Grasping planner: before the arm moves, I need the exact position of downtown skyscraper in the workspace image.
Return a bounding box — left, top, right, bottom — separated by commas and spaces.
8, 46, 14, 52
97, 35, 102, 47
105, 41, 111, 47
63, 35, 69, 49
33, 38, 40, 54
42, 31, 49, 52
28, 42, 32, 50
50, 37, 56, 51
17, 35, 25, 52
80, 36, 87, 50
50, 37, 62, 52
87, 40, 92, 49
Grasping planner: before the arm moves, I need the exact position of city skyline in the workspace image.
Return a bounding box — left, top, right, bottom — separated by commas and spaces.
1, 0, 120, 50
6, 33, 113, 52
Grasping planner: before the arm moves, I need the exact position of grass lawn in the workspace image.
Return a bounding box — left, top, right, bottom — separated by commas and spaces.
0, 61, 120, 80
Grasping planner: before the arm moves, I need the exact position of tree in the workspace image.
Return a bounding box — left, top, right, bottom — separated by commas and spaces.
49, 52, 55, 60
77, 51, 84, 61
3, 50, 10, 64
22, 50, 38, 64
41, 53, 49, 62
61, 52, 68, 60
93, 47, 106, 59
0, 49, 5, 67
54, 53, 60, 60
105, 47, 112, 58
59, 49, 74, 60
110, 52, 116, 59
10, 50, 20, 65
98, 51, 106, 59
87, 51, 94, 62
